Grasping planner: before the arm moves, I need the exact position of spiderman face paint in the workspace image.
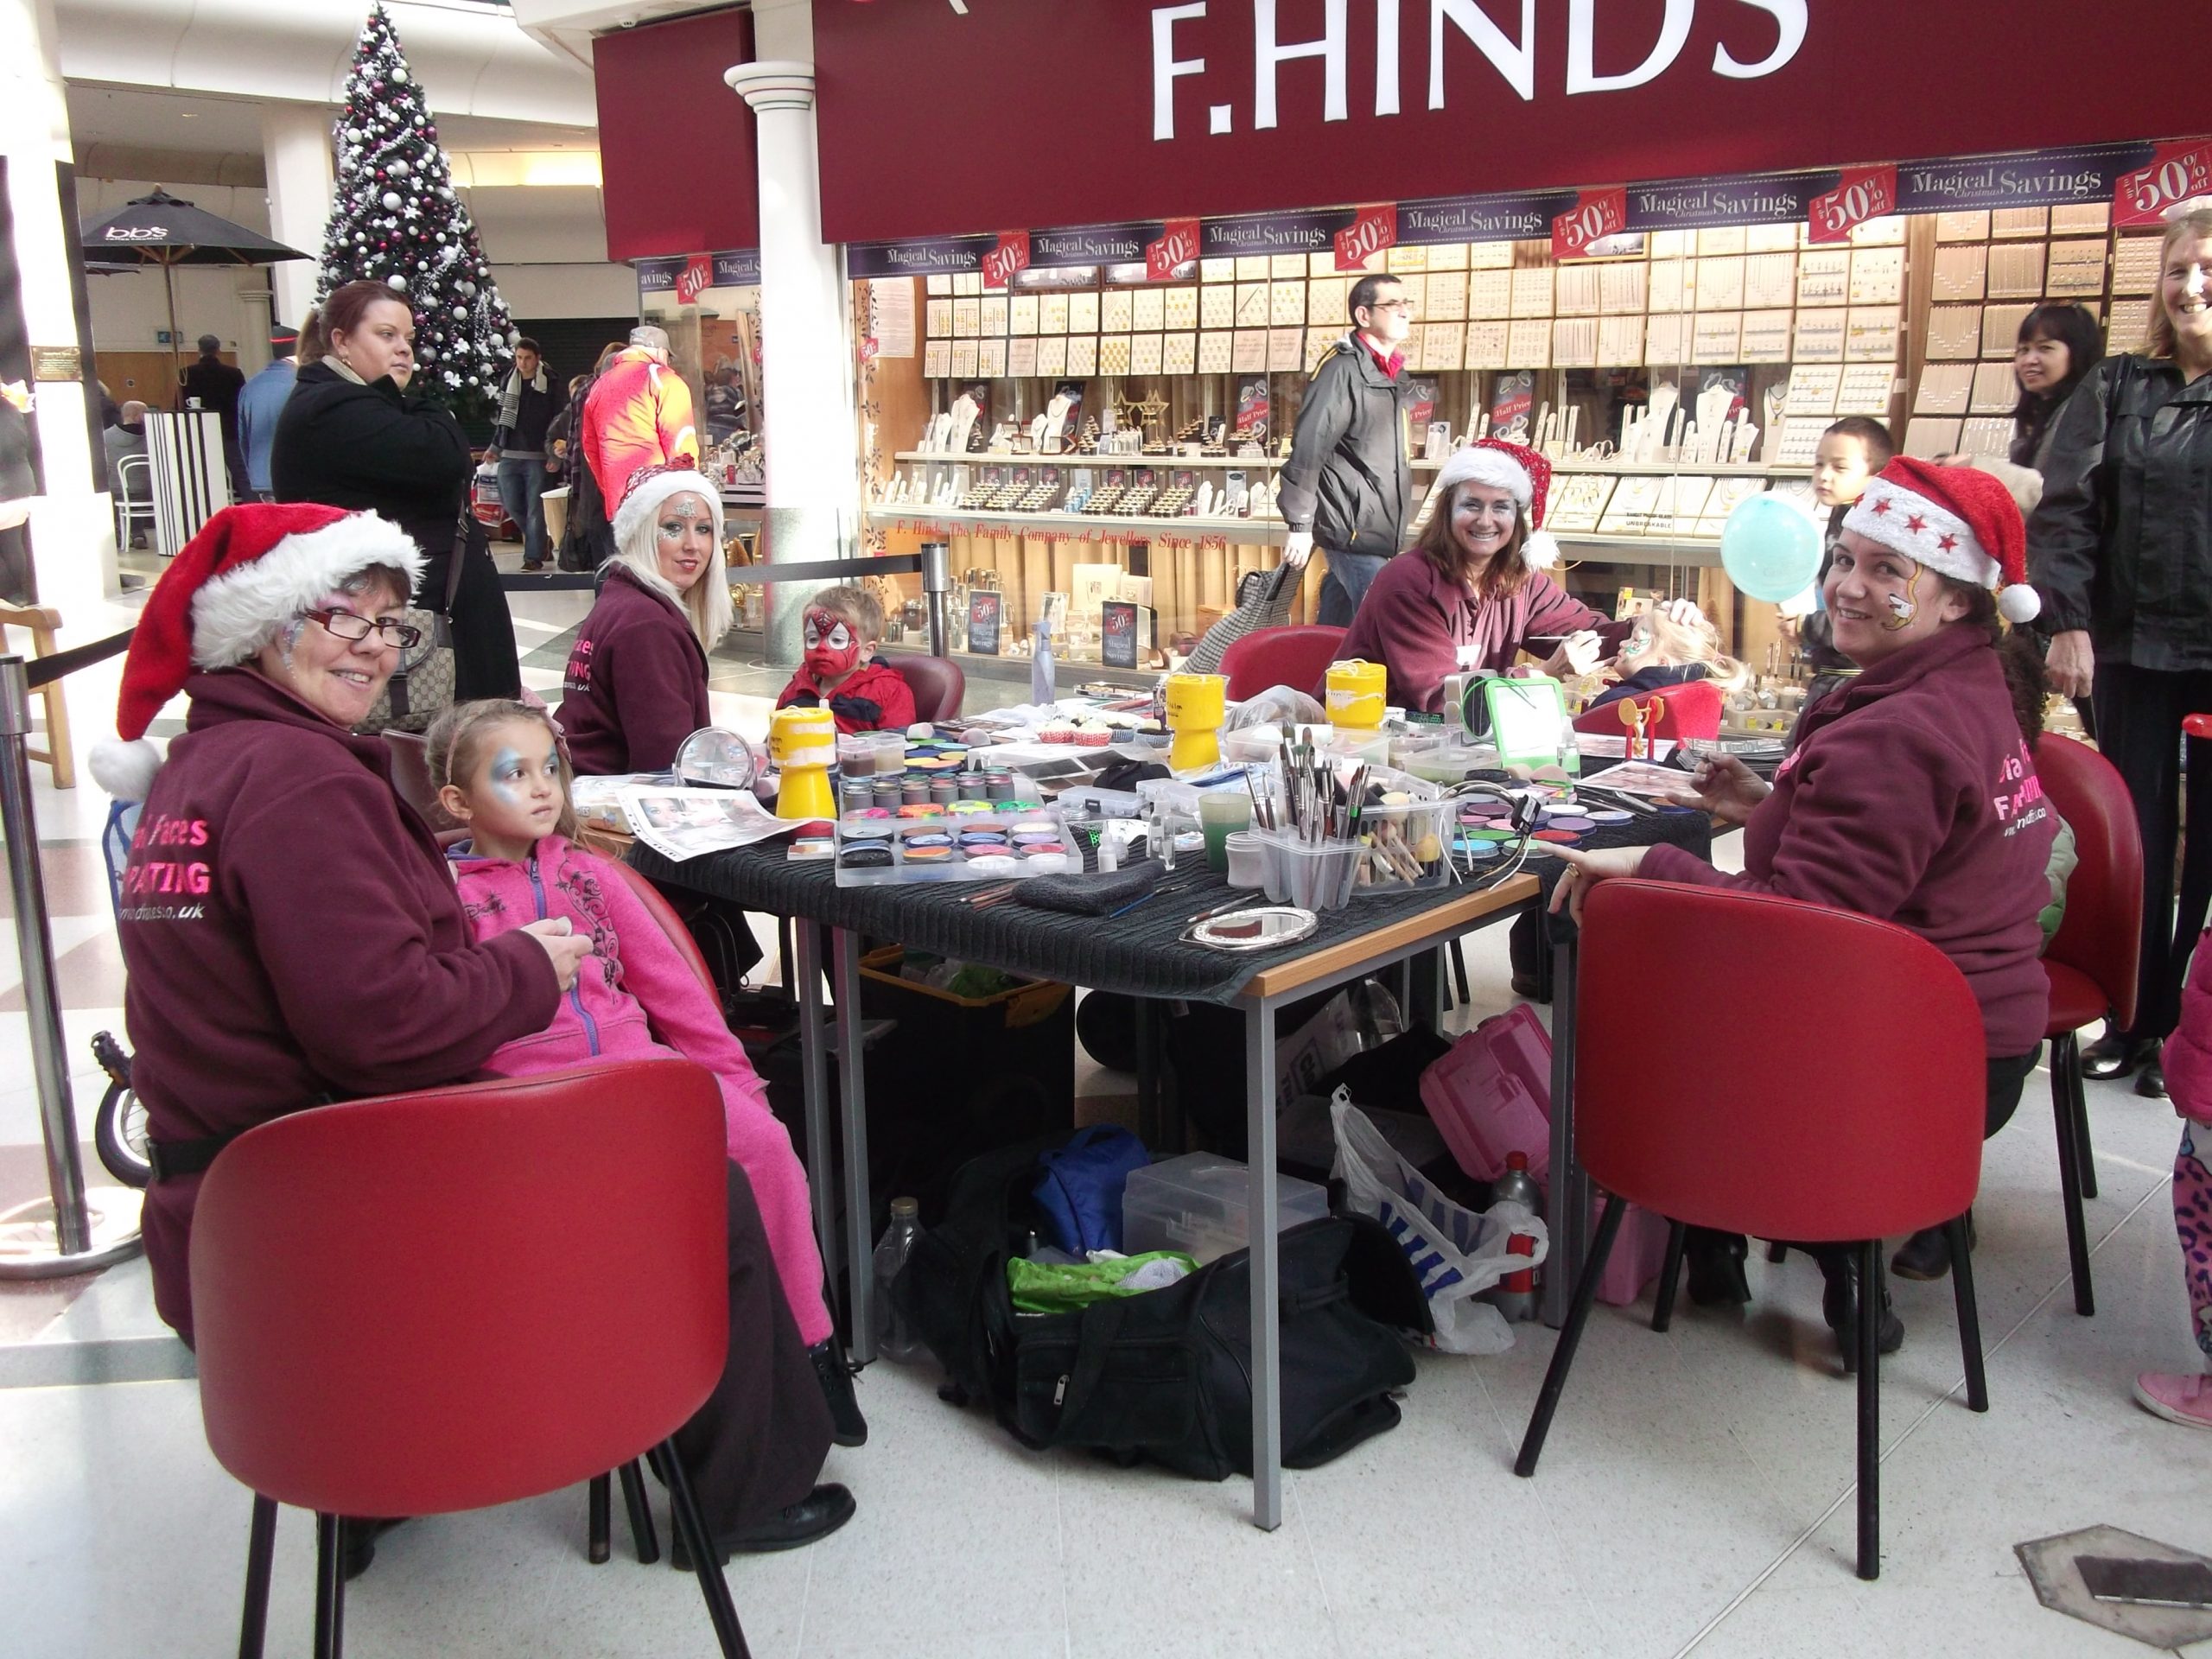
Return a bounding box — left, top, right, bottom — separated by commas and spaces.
804, 608, 860, 682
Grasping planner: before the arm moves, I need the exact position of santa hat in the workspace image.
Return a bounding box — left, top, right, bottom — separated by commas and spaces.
610, 463, 724, 555
88, 503, 423, 800
1842, 457, 2040, 624
1432, 438, 1560, 569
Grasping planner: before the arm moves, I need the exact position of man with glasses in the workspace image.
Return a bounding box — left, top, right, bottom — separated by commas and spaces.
1278, 274, 1415, 626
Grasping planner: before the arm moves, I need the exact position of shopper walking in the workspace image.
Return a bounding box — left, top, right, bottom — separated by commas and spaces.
2030, 206, 2212, 1098
233, 323, 299, 501
581, 324, 699, 512
486, 336, 565, 571
271, 280, 522, 702
1278, 274, 1416, 626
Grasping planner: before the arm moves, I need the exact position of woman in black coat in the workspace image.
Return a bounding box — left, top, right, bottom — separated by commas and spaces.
271, 281, 520, 702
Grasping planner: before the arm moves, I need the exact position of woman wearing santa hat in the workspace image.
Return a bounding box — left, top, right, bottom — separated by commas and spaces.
1326, 437, 1702, 713
1551, 459, 2056, 1357
91, 502, 849, 1564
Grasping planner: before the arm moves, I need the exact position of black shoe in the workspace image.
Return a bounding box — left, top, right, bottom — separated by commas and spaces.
1820, 1255, 1904, 1372
2082, 1033, 2150, 1080
675, 1484, 856, 1567
2137, 1058, 2169, 1100
520, 558, 547, 572
1891, 1213, 1974, 1282
1684, 1230, 1751, 1306
810, 1338, 868, 1447
340, 1516, 410, 1581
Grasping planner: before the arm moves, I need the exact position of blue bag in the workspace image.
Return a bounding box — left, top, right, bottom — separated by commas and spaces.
1031, 1127, 1151, 1255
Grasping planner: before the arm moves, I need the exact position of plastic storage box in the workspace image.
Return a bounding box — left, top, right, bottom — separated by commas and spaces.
1121, 1153, 1329, 1263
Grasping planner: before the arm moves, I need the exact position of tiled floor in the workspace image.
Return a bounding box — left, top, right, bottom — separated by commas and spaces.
4, 546, 2210, 1656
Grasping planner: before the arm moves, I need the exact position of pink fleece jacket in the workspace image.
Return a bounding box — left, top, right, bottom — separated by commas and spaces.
2165, 932, 2212, 1126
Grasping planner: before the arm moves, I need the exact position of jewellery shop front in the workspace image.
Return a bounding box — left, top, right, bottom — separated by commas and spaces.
636, 3, 2206, 694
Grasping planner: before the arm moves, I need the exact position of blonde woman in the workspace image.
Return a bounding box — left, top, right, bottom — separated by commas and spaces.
2030, 203, 2212, 1097
1585, 603, 1751, 715
556, 462, 732, 773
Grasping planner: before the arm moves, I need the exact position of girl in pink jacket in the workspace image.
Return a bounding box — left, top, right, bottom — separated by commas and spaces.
426, 699, 862, 1445
2149, 936, 2212, 1431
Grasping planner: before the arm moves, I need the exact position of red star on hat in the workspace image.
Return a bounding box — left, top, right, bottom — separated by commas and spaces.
1871, 498, 1892, 515
1905, 514, 1928, 534
1937, 533, 1959, 551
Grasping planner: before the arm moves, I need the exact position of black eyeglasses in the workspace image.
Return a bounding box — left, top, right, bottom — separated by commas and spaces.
305, 608, 422, 650
1362, 299, 1415, 315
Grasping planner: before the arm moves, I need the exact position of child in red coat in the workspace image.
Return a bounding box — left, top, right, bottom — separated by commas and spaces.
772, 585, 918, 734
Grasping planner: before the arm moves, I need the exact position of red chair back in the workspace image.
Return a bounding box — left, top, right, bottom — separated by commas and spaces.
382, 730, 463, 831
1572, 679, 1725, 741
1224, 626, 1347, 702
880, 650, 966, 721
2037, 734, 2142, 1033
611, 859, 716, 993
190, 1061, 728, 1517
1577, 880, 1986, 1242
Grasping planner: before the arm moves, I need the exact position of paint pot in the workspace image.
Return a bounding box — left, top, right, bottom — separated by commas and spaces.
964, 855, 1021, 876
958, 774, 990, 800
838, 845, 893, 869
987, 772, 1017, 802
901, 780, 929, 806
872, 780, 902, 810
1224, 830, 1268, 889
930, 779, 960, 805
1020, 852, 1071, 874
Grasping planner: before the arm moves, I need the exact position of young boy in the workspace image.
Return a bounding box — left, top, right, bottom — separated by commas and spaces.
773, 584, 918, 734
1787, 417, 1897, 719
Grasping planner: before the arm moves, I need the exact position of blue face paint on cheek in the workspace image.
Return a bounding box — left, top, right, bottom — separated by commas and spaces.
487, 747, 529, 808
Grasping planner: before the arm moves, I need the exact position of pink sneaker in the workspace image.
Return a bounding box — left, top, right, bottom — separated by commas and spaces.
2133, 1371, 2212, 1428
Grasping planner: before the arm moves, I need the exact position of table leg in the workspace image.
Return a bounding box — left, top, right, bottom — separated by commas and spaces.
1135, 999, 1159, 1149
1410, 945, 1446, 1035
795, 923, 842, 1332
833, 927, 875, 1364
1244, 1001, 1282, 1531
1543, 930, 1580, 1329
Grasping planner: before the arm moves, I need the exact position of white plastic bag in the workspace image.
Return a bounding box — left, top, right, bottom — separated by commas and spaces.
1330, 1089, 1549, 1355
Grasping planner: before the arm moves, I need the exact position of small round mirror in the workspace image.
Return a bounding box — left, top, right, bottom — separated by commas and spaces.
1186, 906, 1319, 951
674, 727, 758, 791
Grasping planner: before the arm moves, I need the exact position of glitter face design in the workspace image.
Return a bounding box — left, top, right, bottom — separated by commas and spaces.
454, 720, 564, 857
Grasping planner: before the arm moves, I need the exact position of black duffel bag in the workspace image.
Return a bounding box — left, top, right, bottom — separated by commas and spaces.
893, 1139, 1430, 1479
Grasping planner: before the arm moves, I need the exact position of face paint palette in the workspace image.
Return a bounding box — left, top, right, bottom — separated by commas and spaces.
833, 804, 1103, 887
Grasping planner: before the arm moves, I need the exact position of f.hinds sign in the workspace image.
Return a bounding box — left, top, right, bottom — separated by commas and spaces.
1148, 0, 1804, 140
811, 0, 2205, 245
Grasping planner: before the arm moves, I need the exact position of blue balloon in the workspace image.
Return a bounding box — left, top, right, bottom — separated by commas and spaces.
1719, 492, 1825, 604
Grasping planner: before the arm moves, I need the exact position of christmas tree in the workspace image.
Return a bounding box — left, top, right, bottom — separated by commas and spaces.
316, 3, 513, 404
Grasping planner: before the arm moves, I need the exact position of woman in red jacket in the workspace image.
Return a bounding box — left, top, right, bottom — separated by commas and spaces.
1554, 461, 2056, 1361
556, 463, 732, 774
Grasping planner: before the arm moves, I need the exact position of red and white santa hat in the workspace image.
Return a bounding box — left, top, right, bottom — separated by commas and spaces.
88, 502, 423, 800
1842, 457, 2040, 624
1432, 437, 1560, 569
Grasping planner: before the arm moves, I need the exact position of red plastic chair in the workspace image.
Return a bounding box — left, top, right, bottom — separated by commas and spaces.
1571, 678, 1726, 742
1222, 625, 1347, 702
191, 1060, 751, 1658
1515, 880, 1990, 1582
2035, 734, 2143, 1317
880, 650, 966, 721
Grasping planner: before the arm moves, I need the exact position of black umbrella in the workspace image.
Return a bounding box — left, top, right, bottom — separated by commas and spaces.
79, 188, 310, 382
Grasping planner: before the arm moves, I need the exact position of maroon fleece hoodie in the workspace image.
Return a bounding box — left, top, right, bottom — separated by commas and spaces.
557, 563, 712, 774
120, 670, 560, 1344
1641, 625, 2054, 1056
1327, 550, 1633, 713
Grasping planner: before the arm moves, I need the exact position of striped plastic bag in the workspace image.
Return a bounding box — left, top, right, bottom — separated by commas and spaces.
1330, 1090, 1547, 1355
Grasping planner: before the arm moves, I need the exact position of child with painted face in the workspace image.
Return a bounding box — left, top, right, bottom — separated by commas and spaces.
427, 697, 867, 1449
772, 584, 918, 734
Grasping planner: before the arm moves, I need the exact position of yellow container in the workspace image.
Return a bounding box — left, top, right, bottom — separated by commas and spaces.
770, 706, 839, 820
1164, 671, 1227, 772
1325, 659, 1388, 729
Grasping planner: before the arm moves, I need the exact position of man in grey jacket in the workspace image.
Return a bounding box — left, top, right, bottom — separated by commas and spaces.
1277, 274, 1415, 626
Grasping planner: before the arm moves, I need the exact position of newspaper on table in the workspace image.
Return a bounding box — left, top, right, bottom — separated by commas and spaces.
620, 787, 797, 861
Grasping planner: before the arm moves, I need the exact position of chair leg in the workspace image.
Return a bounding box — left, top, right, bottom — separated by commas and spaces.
314, 1513, 346, 1659
588, 1473, 612, 1565
2069, 1039, 2099, 1200
238, 1495, 277, 1659
2050, 1034, 2097, 1317
1767, 1240, 1788, 1264
1516, 1193, 1627, 1478
618, 1459, 661, 1565
1449, 936, 1471, 1004
657, 1438, 753, 1659
1947, 1215, 1988, 1413
1855, 1240, 1882, 1582
1651, 1220, 1688, 1333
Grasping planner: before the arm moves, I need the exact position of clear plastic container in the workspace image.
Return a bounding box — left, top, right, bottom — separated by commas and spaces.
1121, 1153, 1330, 1263
873, 1198, 926, 1363
1266, 830, 1360, 912
1353, 796, 1454, 895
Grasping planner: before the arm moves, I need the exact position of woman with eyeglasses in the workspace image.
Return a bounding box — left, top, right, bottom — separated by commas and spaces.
272, 279, 521, 705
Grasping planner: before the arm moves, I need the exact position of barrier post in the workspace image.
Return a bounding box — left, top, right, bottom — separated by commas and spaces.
0, 656, 142, 1278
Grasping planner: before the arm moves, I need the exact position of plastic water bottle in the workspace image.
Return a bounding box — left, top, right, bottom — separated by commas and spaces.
873, 1197, 925, 1363
1489, 1152, 1542, 1322
1556, 714, 1582, 781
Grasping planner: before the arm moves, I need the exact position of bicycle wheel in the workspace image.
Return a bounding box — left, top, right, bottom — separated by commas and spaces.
94, 1078, 151, 1190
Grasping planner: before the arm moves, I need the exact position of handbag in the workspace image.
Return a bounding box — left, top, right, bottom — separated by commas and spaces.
1179, 561, 1302, 676
354, 516, 465, 735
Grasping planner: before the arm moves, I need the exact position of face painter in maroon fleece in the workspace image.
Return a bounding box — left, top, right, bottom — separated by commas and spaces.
88, 503, 577, 1345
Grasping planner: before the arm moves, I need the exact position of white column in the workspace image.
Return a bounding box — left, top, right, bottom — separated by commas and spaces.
261, 105, 335, 335
725, 53, 859, 668
0, 0, 119, 625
